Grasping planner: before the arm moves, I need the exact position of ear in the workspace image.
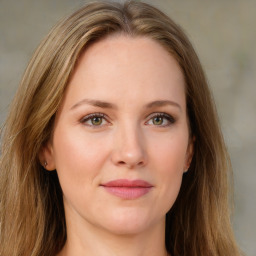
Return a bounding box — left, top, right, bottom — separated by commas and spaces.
184, 136, 195, 173
38, 141, 56, 171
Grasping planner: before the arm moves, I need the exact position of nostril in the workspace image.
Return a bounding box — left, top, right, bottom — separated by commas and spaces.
111, 145, 147, 168
138, 161, 144, 166
117, 160, 145, 168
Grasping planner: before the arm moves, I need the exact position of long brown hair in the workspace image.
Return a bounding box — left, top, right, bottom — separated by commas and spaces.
0, 1, 241, 255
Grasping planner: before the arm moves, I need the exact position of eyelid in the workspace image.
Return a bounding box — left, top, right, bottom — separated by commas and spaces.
79, 112, 175, 128
80, 113, 111, 127
145, 112, 176, 126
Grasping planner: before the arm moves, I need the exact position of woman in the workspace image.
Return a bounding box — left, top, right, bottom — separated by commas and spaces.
0, 1, 242, 256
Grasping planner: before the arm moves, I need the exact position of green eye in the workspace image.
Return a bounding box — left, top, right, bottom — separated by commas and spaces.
91, 116, 103, 126
81, 113, 108, 127
146, 113, 175, 127
152, 116, 164, 125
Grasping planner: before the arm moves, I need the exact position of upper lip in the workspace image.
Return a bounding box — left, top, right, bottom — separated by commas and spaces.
101, 179, 153, 188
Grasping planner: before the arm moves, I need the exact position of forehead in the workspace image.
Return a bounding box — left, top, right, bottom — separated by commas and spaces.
63, 35, 186, 109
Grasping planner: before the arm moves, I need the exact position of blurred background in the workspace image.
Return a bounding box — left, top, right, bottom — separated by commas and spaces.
0, 0, 255, 255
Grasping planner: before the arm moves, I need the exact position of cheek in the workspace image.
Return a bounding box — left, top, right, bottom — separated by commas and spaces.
52, 125, 110, 188
149, 131, 188, 174
148, 132, 188, 208
154, 140, 185, 189
51, 126, 113, 215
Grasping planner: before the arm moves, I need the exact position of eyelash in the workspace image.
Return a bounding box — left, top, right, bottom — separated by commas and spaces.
146, 112, 176, 127
80, 112, 175, 128
80, 113, 109, 128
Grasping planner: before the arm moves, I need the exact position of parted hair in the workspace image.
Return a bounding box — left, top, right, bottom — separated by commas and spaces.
0, 1, 241, 256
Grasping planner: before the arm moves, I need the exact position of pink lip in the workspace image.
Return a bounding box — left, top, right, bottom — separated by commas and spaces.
101, 179, 153, 199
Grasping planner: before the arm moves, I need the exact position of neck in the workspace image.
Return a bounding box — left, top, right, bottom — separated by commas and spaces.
58, 210, 168, 256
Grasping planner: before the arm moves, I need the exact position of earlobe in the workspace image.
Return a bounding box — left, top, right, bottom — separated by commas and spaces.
38, 141, 56, 171
184, 136, 195, 173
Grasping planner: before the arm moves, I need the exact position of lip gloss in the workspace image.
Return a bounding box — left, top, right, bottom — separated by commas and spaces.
101, 179, 153, 199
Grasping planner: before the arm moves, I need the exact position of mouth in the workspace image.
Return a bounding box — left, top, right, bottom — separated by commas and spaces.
100, 179, 153, 199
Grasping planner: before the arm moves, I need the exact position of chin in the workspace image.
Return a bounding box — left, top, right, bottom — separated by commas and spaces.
98, 208, 161, 235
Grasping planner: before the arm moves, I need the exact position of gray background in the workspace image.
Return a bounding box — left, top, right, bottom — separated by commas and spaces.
0, 0, 255, 255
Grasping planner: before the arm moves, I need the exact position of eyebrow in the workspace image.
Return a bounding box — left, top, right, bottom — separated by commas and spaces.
70, 99, 181, 111
145, 100, 181, 110
70, 99, 117, 110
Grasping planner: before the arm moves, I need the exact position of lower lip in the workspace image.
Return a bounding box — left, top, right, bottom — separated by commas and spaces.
102, 186, 152, 199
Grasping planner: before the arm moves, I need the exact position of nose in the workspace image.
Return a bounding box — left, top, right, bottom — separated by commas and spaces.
111, 124, 147, 169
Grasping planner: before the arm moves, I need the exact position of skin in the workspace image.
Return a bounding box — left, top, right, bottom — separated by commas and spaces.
41, 35, 193, 256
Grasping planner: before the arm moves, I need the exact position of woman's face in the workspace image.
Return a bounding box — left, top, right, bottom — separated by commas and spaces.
43, 35, 193, 235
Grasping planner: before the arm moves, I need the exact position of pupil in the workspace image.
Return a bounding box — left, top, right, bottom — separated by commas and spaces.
92, 117, 102, 125
153, 117, 163, 125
